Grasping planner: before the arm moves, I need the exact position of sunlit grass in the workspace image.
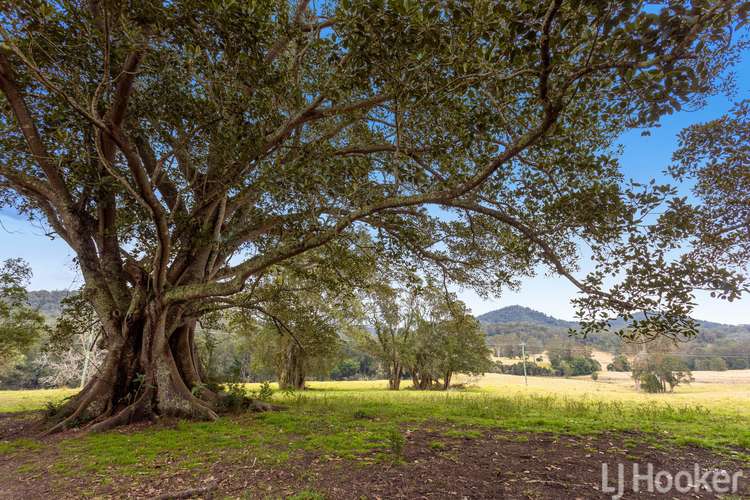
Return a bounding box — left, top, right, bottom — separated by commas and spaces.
1, 371, 749, 480
0, 388, 78, 413
5, 371, 749, 415
242, 371, 750, 418
4, 372, 750, 423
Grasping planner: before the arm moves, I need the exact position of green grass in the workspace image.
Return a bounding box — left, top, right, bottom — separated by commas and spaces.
442, 429, 482, 439
1, 376, 749, 482
287, 491, 326, 500
428, 440, 447, 450
0, 388, 77, 413
0, 437, 42, 454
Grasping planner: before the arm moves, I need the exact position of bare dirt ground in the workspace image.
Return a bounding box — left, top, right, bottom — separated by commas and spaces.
0, 413, 747, 499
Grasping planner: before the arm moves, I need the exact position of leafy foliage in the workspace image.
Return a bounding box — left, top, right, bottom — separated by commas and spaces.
387, 426, 405, 461
632, 352, 693, 393
0, 0, 745, 342
495, 361, 553, 377
607, 354, 632, 372
0, 259, 46, 368
670, 99, 750, 295
256, 381, 274, 402
358, 280, 491, 390
408, 286, 492, 389
548, 344, 601, 376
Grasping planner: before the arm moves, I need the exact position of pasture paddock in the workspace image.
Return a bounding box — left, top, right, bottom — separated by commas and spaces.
0, 373, 748, 498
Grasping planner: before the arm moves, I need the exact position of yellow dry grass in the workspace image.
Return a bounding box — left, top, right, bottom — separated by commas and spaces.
0, 387, 78, 413
2, 370, 749, 417
458, 370, 750, 417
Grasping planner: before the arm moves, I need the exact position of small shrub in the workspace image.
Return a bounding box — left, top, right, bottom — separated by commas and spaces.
43, 395, 80, 421
220, 382, 249, 411
387, 427, 405, 459
607, 354, 632, 372
257, 381, 273, 402
44, 398, 68, 418
429, 440, 446, 450
190, 382, 206, 397
591, 371, 599, 381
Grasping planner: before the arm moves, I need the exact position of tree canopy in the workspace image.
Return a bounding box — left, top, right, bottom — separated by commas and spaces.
409, 286, 491, 390
670, 99, 750, 290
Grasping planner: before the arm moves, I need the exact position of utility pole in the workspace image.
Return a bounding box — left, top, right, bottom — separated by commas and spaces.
521, 342, 528, 387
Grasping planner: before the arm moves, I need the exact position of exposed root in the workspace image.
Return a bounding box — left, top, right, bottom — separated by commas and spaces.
247, 399, 274, 412
42, 382, 108, 436
194, 386, 220, 406
89, 390, 154, 433
42, 390, 277, 435
174, 397, 219, 422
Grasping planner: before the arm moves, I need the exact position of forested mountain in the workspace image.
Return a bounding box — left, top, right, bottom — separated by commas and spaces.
479, 305, 750, 367
476, 306, 576, 328
26, 290, 74, 317
478, 305, 749, 331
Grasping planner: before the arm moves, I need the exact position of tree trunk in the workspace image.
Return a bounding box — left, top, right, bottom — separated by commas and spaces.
79, 330, 96, 389
416, 371, 433, 390
443, 371, 452, 390
388, 362, 402, 390
278, 341, 306, 390
44, 303, 267, 434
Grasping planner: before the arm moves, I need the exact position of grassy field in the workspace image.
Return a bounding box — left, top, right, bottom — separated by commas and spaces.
1, 372, 749, 497
2, 370, 749, 450
4, 369, 749, 416
0, 387, 78, 414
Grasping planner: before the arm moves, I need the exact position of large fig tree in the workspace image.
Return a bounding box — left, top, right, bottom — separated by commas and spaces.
0, 0, 746, 431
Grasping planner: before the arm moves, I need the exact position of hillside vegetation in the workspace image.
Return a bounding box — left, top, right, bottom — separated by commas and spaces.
480, 306, 750, 371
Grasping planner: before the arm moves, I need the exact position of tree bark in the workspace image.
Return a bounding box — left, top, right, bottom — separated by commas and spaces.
278, 341, 306, 390
388, 362, 402, 390
418, 374, 432, 390
443, 371, 452, 390
43, 302, 253, 434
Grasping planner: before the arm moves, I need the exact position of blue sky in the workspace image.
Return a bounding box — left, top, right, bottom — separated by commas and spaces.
458, 47, 750, 325
1, 49, 749, 325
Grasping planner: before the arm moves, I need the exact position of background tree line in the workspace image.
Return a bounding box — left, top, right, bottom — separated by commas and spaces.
1, 258, 493, 391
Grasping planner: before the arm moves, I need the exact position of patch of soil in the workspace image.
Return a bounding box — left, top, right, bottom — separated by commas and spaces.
0, 413, 747, 499
305, 427, 749, 499
0, 411, 47, 440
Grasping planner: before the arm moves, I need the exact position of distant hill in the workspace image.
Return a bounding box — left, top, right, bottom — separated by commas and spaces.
606, 312, 745, 331
26, 290, 74, 317
477, 305, 748, 331
476, 306, 576, 328
476, 305, 750, 355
